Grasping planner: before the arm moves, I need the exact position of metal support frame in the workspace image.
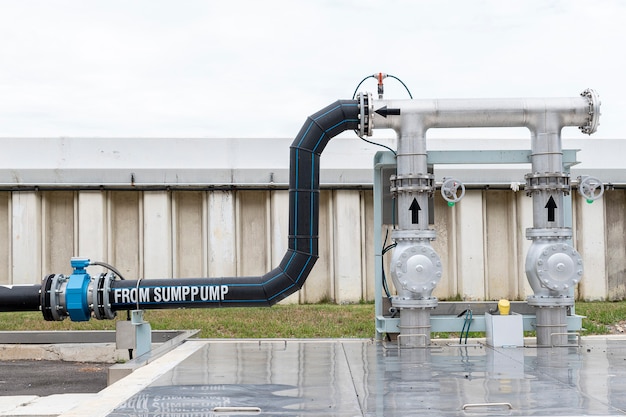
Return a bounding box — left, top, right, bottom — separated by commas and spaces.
116, 309, 152, 358
374, 149, 584, 340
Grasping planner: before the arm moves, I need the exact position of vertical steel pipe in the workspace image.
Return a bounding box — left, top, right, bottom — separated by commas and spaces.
368, 90, 599, 347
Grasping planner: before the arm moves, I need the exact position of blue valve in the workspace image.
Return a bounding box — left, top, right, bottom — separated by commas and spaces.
65, 258, 92, 321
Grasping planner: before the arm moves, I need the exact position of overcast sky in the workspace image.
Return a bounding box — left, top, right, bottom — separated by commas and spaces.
0, 0, 624, 140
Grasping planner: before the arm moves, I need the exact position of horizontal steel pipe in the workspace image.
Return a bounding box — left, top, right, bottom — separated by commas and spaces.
371, 94, 597, 133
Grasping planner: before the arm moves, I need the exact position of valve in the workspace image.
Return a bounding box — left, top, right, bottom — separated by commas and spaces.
440, 178, 465, 206
526, 239, 582, 300
390, 241, 442, 300
577, 175, 604, 203
41, 258, 117, 322
65, 257, 92, 321
377, 72, 386, 99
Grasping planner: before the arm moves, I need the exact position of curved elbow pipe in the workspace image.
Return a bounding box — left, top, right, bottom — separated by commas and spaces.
106, 100, 360, 311
3, 100, 360, 319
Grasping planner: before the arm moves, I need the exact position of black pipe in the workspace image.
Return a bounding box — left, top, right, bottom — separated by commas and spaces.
107, 100, 360, 310
0, 285, 42, 312
0, 100, 361, 316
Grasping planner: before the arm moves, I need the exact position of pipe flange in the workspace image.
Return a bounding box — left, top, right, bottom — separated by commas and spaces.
40, 273, 68, 321
526, 227, 572, 240
390, 173, 434, 196
90, 272, 116, 320
391, 229, 437, 241
391, 296, 438, 309
527, 295, 575, 307
579, 88, 600, 135
524, 172, 570, 196
358, 92, 373, 137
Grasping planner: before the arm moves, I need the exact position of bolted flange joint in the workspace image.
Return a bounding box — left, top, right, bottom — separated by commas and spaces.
390, 173, 435, 197
524, 172, 570, 196
357, 92, 373, 137
579, 88, 601, 135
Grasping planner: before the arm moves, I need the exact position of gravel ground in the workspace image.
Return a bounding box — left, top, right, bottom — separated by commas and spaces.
608, 321, 626, 334
0, 360, 109, 396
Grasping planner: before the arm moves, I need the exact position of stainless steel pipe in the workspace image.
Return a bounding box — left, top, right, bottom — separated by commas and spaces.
364, 90, 600, 346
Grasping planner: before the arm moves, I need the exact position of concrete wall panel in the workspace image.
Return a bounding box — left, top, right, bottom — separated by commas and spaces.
362, 191, 375, 301
207, 191, 236, 277
77, 191, 107, 272
12, 192, 41, 284
42, 191, 74, 275
515, 193, 534, 299
2, 187, 624, 302
484, 191, 517, 299
109, 191, 141, 280
604, 190, 626, 300
432, 195, 456, 299
143, 191, 172, 278
0, 193, 9, 284
237, 191, 269, 276
576, 192, 608, 300
333, 190, 364, 303
455, 190, 485, 299
173, 191, 204, 278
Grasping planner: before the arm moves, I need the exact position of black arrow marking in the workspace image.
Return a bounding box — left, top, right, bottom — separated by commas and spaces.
375, 106, 401, 118
545, 196, 557, 222
409, 198, 421, 224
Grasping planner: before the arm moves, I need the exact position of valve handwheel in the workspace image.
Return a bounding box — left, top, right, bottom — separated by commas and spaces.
578, 176, 604, 202
441, 178, 465, 204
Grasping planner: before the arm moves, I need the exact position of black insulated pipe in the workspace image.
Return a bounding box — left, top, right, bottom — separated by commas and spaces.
0, 100, 361, 317
0, 285, 42, 312
107, 100, 360, 311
